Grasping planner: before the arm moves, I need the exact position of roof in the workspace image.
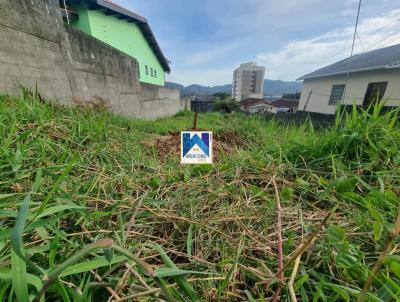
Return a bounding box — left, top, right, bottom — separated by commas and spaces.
69, 0, 171, 72
240, 98, 269, 108
297, 43, 400, 81
193, 96, 215, 102
271, 99, 299, 108
247, 101, 271, 108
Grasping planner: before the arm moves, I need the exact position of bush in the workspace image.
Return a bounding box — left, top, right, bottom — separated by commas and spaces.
213, 98, 240, 113
213, 92, 231, 100
174, 109, 193, 117
1, 93, 399, 302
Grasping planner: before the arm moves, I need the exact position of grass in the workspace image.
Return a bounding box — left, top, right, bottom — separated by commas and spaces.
0, 91, 399, 301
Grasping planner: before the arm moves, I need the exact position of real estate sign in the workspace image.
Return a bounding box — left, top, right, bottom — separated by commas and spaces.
181, 131, 213, 164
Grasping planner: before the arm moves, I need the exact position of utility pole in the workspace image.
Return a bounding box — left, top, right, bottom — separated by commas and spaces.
343, 0, 362, 102
350, 0, 362, 58
193, 112, 199, 131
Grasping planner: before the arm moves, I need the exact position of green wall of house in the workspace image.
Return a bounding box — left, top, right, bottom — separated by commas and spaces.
71, 4, 165, 86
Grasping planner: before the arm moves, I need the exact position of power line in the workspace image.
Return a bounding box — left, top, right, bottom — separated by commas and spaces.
296, 8, 399, 79
343, 0, 362, 101
348, 15, 400, 52
363, 32, 400, 52
295, 47, 352, 79
299, 4, 400, 107
356, 32, 365, 52
350, 0, 362, 57
362, 17, 400, 46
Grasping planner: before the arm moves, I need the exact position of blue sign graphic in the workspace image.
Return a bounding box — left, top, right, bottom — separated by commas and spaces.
182, 133, 210, 157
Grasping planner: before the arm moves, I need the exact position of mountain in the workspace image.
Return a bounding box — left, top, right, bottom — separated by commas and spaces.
166, 80, 303, 97
263, 80, 303, 96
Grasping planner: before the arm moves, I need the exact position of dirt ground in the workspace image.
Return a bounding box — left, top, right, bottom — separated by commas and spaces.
144, 130, 248, 162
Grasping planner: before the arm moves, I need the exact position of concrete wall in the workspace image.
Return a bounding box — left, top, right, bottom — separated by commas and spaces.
299, 69, 400, 115
0, 0, 182, 120
0, 0, 70, 100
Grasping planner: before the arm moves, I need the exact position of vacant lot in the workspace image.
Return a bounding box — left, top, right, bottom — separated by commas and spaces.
0, 92, 399, 301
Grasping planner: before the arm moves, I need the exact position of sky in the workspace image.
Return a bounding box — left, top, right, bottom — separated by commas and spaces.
114, 0, 400, 86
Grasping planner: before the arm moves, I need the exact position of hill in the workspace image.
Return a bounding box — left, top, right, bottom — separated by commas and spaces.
167, 79, 303, 97
1, 92, 399, 301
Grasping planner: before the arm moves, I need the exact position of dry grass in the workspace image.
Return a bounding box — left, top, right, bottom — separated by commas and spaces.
0, 93, 399, 301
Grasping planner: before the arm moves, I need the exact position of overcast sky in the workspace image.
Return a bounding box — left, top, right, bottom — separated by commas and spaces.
114, 0, 400, 86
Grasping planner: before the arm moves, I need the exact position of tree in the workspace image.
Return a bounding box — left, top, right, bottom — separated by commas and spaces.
213, 98, 240, 113
213, 92, 230, 100
282, 92, 301, 100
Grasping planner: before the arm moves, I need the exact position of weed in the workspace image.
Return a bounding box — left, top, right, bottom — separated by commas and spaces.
0, 93, 399, 301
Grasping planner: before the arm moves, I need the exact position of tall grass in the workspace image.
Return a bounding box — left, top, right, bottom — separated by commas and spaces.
0, 92, 399, 301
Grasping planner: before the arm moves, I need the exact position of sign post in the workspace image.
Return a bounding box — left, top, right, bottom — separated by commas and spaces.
193, 112, 199, 131
181, 98, 213, 164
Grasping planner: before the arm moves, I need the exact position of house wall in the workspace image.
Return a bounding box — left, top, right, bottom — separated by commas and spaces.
71, 4, 165, 86
0, 0, 182, 120
247, 104, 270, 113
71, 4, 91, 34
299, 69, 400, 114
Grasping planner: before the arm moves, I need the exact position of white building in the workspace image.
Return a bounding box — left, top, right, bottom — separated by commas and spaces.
297, 44, 400, 115
232, 63, 266, 101
245, 101, 274, 113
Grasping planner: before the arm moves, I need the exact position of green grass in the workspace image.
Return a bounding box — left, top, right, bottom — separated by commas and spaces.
0, 92, 399, 301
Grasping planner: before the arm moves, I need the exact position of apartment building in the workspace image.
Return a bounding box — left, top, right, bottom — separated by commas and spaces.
232, 63, 266, 101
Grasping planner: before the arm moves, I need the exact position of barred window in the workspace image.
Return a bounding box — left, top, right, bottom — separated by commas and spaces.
329, 84, 345, 105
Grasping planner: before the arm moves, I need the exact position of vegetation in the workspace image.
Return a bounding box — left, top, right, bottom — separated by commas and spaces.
212, 92, 231, 100
281, 92, 301, 100
0, 91, 399, 302
212, 98, 240, 113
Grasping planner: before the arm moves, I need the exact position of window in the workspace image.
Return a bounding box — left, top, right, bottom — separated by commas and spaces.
145, 65, 148, 75
154, 69, 157, 78
150, 68, 153, 77
329, 84, 345, 105
363, 82, 388, 107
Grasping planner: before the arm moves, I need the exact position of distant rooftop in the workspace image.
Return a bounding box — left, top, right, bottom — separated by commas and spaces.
272, 99, 299, 109
240, 98, 269, 108
297, 43, 400, 81
193, 95, 215, 102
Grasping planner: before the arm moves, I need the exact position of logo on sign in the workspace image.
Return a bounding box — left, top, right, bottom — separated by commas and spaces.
181, 131, 213, 164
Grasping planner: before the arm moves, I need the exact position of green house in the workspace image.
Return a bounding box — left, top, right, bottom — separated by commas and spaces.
60, 0, 170, 86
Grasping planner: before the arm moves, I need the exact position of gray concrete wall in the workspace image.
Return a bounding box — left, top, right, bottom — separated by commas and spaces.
0, 0, 182, 120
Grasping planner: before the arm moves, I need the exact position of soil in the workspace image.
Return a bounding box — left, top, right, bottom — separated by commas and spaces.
144, 130, 248, 162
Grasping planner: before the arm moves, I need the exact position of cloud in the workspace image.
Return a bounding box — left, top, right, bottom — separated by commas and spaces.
166, 67, 234, 86
170, 7, 400, 86
184, 41, 241, 66
209, 0, 357, 37
256, 9, 400, 80
114, 0, 400, 86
